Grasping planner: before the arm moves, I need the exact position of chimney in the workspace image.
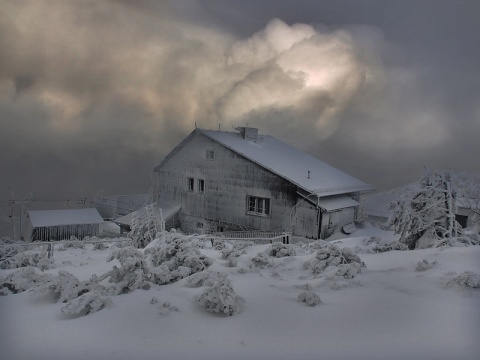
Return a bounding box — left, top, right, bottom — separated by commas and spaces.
235, 126, 259, 140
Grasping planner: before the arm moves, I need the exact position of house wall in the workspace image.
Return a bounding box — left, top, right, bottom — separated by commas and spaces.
31, 223, 100, 241
156, 131, 307, 235
320, 207, 355, 239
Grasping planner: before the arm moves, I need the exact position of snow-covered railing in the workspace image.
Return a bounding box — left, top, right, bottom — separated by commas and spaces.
209, 231, 291, 244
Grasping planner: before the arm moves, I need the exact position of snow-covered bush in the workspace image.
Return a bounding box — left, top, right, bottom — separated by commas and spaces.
221, 242, 252, 259
416, 259, 437, 272
306, 240, 331, 253
227, 256, 238, 267
185, 270, 221, 288
58, 237, 85, 250
61, 291, 112, 317
297, 291, 321, 307
31, 270, 106, 303
305, 244, 364, 278
363, 237, 407, 253
269, 242, 296, 257
0, 251, 54, 270
100, 247, 150, 294
250, 252, 271, 267
197, 276, 244, 316
450, 271, 480, 288
1, 266, 53, 294
145, 235, 212, 285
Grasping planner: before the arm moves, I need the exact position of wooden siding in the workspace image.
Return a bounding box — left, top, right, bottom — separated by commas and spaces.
156, 131, 303, 234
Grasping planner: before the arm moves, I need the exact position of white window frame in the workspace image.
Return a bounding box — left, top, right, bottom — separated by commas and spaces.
246, 196, 270, 217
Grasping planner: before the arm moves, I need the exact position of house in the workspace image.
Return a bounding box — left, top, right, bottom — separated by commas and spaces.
153, 127, 374, 239
26, 208, 104, 241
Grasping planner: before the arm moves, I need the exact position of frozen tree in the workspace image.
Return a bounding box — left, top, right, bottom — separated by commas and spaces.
388, 170, 461, 249
454, 172, 480, 231
130, 204, 163, 248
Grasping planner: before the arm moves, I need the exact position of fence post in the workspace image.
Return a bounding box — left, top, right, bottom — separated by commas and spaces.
47, 242, 54, 258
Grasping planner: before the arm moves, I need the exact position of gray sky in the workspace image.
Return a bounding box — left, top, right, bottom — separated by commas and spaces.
1, 0, 479, 205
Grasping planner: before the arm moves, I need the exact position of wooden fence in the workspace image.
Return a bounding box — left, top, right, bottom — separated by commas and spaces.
209, 231, 291, 244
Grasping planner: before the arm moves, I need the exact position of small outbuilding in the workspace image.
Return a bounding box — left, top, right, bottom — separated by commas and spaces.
26, 208, 104, 241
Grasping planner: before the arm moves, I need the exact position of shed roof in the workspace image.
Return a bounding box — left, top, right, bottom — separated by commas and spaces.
114, 204, 181, 226
317, 195, 359, 211
28, 208, 104, 228
199, 129, 373, 196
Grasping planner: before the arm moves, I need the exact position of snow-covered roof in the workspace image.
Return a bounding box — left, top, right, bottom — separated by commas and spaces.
317, 195, 359, 211
28, 208, 104, 228
199, 129, 374, 196
114, 204, 181, 226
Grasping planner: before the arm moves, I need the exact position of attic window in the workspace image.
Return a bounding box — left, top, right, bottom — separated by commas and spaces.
206, 149, 215, 160
247, 196, 270, 217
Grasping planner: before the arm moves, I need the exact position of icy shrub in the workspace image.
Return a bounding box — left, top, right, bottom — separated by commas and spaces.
333, 263, 364, 279
416, 259, 437, 272
221, 242, 252, 259
0, 251, 54, 270
58, 237, 85, 250
197, 276, 244, 316
307, 244, 364, 277
159, 301, 179, 316
145, 235, 212, 285
92, 242, 109, 250
451, 271, 480, 288
185, 271, 221, 288
1, 266, 53, 294
61, 291, 112, 317
100, 247, 150, 294
306, 240, 332, 253
297, 291, 321, 307
250, 253, 271, 267
212, 238, 225, 250
363, 237, 408, 253
227, 256, 238, 267
31, 270, 106, 303
269, 243, 296, 258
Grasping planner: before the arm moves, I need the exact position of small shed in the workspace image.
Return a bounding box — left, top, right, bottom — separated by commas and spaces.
26, 208, 104, 241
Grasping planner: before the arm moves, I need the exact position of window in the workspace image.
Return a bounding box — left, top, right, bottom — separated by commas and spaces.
198, 179, 205, 192
247, 196, 270, 216
187, 177, 194, 191
206, 149, 215, 160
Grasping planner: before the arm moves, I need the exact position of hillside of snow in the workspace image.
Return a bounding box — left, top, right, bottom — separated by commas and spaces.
1, 224, 479, 360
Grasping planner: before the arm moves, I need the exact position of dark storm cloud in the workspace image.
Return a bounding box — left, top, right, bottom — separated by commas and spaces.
1, 0, 479, 206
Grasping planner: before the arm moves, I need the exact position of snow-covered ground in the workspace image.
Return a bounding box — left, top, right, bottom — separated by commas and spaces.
1, 224, 479, 360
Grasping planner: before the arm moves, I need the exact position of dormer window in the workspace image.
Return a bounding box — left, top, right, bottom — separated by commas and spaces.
206, 149, 215, 160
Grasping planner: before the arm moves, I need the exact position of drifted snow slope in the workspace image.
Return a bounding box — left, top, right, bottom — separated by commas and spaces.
1, 225, 479, 360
